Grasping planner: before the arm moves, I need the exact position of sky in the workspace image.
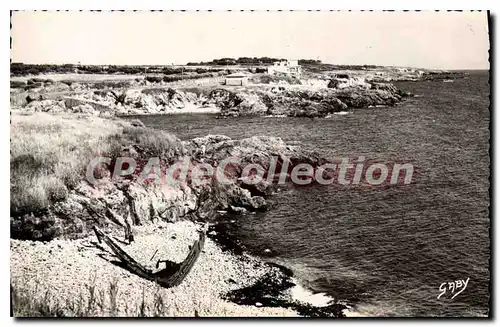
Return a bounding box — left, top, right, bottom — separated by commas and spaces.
11, 11, 490, 69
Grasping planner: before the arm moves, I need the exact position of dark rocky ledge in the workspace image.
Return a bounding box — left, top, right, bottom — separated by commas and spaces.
207, 221, 347, 318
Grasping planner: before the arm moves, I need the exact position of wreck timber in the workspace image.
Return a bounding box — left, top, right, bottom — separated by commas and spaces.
93, 225, 206, 288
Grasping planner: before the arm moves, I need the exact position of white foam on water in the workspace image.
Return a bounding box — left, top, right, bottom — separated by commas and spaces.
289, 278, 335, 307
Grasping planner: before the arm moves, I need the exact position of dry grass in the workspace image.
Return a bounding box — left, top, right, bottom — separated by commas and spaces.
10, 113, 183, 216
11, 273, 226, 317
10, 91, 30, 107
11, 278, 179, 317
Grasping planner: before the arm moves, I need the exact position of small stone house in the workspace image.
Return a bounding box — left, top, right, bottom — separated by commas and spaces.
225, 73, 250, 86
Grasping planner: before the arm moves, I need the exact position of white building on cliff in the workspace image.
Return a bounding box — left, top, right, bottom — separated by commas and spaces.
267, 59, 302, 78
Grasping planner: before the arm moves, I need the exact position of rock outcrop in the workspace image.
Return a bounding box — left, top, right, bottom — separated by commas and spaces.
12, 73, 413, 118
332, 84, 406, 108
13, 88, 217, 116
23, 99, 68, 113
215, 83, 408, 118
265, 89, 348, 117
11, 135, 325, 241
77, 88, 210, 115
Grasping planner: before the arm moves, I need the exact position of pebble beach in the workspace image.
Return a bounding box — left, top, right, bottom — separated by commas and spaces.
10, 220, 298, 317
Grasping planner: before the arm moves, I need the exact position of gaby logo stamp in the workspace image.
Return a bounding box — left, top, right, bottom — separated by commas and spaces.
438, 278, 470, 300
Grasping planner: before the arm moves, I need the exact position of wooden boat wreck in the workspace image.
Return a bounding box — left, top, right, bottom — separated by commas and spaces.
93, 225, 206, 288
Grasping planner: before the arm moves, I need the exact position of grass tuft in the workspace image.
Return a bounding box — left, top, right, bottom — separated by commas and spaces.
11, 279, 173, 317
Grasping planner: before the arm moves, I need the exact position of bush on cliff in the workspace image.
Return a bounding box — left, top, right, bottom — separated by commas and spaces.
145, 75, 164, 83
106, 125, 184, 159
11, 81, 27, 89
10, 113, 182, 216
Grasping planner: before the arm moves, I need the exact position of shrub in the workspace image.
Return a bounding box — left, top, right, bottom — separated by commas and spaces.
161, 67, 183, 75
145, 75, 163, 83
106, 125, 183, 159
10, 81, 26, 88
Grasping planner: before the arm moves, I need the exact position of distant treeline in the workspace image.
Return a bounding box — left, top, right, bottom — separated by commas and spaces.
186, 57, 323, 66
10, 63, 226, 77
330, 64, 382, 70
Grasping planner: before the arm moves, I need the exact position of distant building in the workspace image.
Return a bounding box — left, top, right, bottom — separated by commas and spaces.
267, 59, 301, 78
225, 72, 249, 86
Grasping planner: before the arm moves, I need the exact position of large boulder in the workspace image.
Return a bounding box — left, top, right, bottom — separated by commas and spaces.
232, 93, 268, 116
327, 79, 340, 89
267, 89, 347, 117
206, 89, 243, 111
64, 97, 114, 114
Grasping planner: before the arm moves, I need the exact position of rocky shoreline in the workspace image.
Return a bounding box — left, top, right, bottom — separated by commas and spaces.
11, 67, 469, 119
11, 133, 326, 240
12, 83, 410, 118
213, 82, 411, 118
10, 72, 417, 118
206, 220, 348, 317
11, 127, 348, 317
11, 220, 347, 317
9, 68, 467, 317
10, 68, 466, 118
